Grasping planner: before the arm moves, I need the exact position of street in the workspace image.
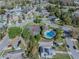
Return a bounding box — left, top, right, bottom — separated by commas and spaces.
0, 35, 10, 51
65, 37, 79, 59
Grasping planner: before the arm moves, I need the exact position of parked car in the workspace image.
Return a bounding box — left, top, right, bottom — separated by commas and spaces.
67, 44, 69, 48
64, 31, 72, 37
73, 46, 76, 49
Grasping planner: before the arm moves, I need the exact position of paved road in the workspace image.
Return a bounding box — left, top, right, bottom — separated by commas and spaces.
65, 37, 79, 59
59, 26, 79, 59
0, 35, 10, 51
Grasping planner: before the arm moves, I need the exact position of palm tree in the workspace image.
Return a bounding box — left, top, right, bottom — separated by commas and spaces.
6, 14, 10, 24
26, 35, 40, 59
63, 12, 72, 25
22, 13, 25, 20
21, 25, 40, 59
18, 16, 22, 23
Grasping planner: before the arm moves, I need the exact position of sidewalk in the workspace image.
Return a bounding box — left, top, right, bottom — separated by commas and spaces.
56, 51, 71, 54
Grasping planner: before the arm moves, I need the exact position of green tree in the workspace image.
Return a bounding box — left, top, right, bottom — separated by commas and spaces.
34, 16, 41, 23
58, 12, 72, 25
46, 4, 61, 18
54, 29, 64, 42
0, 32, 3, 40
48, 0, 54, 4
34, 34, 40, 42
49, 0, 60, 4
68, 8, 75, 13
0, 8, 5, 15
64, 15, 72, 25
46, 4, 54, 12
54, 6, 61, 18
22, 28, 31, 41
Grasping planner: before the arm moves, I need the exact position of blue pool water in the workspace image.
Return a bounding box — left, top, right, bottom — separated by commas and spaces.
44, 30, 56, 39
47, 31, 54, 37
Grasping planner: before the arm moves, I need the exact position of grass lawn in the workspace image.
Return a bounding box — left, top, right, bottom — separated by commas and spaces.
56, 42, 67, 51
56, 46, 67, 51
8, 27, 22, 39
53, 54, 71, 59
56, 38, 64, 43
19, 43, 25, 49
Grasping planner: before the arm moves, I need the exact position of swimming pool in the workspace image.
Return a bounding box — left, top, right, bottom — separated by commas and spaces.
44, 30, 56, 39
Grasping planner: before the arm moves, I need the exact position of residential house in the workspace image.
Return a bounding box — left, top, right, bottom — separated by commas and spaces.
48, 16, 57, 23
3, 50, 25, 59
71, 28, 79, 39
27, 25, 40, 36
0, 1, 5, 7
39, 41, 56, 58
72, 10, 79, 26
31, 0, 48, 4
74, 0, 79, 5
51, 0, 74, 5
60, 0, 74, 5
